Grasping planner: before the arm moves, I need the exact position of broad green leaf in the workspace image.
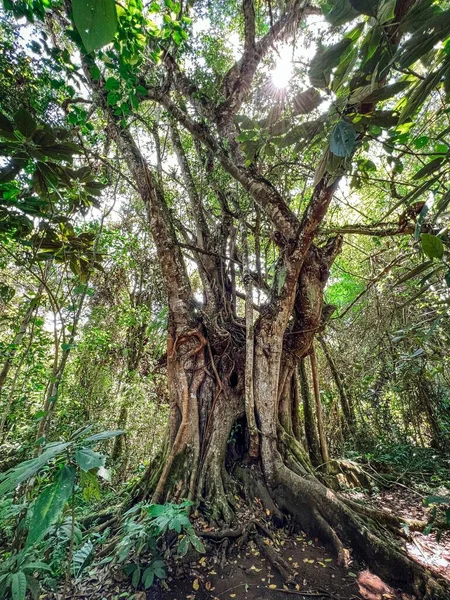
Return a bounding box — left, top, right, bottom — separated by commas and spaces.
107, 91, 120, 105
72, 0, 118, 53
322, 0, 358, 26
143, 566, 155, 589
0, 442, 71, 496
330, 120, 356, 157
84, 429, 125, 442
421, 234, 444, 260
397, 11, 450, 67
354, 80, 411, 105
309, 38, 353, 89
152, 559, 166, 579
26, 465, 76, 547
399, 64, 450, 125
189, 533, 206, 553
11, 572, 27, 600
22, 562, 51, 573
24, 575, 39, 600
14, 108, 36, 138
74, 447, 105, 471
147, 504, 169, 517
177, 535, 190, 557
424, 495, 450, 506
412, 157, 444, 180
131, 566, 141, 588
377, 0, 396, 23
236, 115, 257, 130
292, 88, 322, 115
105, 77, 120, 91
349, 0, 378, 17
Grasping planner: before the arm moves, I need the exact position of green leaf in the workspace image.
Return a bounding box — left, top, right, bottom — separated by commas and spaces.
354, 80, 411, 105
189, 533, 206, 553
0, 111, 15, 138
349, 0, 378, 17
26, 465, 76, 547
131, 566, 141, 588
308, 38, 353, 88
309, 38, 353, 89
412, 157, 444, 180
0, 442, 71, 496
377, 0, 396, 23
105, 77, 120, 91
11, 572, 27, 600
147, 504, 168, 517
24, 575, 39, 600
143, 566, 155, 589
292, 88, 322, 115
397, 11, 450, 68
107, 91, 120, 106
330, 120, 356, 157
14, 108, 37, 138
399, 64, 450, 125
72, 0, 118, 53
424, 495, 450, 506
322, 0, 359, 26
177, 535, 190, 557
421, 234, 444, 260
74, 447, 105, 471
84, 429, 125, 442
22, 562, 51, 573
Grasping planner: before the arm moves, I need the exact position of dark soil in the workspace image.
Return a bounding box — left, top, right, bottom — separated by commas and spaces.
65, 486, 450, 600
160, 527, 413, 600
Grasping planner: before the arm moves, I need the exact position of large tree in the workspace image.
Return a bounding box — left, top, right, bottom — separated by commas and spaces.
3, 0, 450, 596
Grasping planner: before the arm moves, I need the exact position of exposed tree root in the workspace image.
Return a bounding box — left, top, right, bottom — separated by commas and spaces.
271, 459, 450, 600
235, 466, 284, 526
327, 458, 375, 492
254, 533, 293, 582
340, 495, 427, 533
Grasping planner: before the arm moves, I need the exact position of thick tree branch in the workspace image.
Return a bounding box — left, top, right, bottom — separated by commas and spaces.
218, 0, 310, 119
146, 87, 300, 239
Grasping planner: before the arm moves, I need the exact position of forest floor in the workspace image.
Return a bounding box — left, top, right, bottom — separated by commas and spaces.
65, 484, 450, 600
70, 488, 450, 600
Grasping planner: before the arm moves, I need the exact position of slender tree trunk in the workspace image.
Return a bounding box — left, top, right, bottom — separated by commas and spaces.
319, 335, 356, 431
0, 292, 41, 395
36, 281, 89, 442
298, 358, 321, 467
0, 309, 39, 439
309, 345, 329, 466
242, 221, 259, 458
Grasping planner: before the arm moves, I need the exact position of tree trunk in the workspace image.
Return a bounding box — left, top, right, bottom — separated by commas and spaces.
298, 358, 322, 468
309, 345, 329, 467
319, 335, 356, 431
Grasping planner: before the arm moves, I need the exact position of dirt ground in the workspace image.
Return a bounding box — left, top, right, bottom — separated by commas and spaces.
66, 486, 449, 600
